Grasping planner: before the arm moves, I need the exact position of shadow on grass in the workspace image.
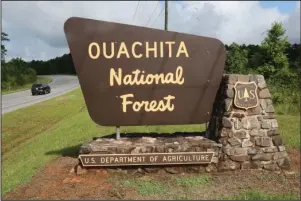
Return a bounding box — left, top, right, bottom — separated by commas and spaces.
45, 144, 81, 158
95, 131, 207, 140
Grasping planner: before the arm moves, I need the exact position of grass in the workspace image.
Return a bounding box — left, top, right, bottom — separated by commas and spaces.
118, 175, 212, 197
175, 176, 212, 188
121, 179, 167, 196
275, 103, 300, 116
1, 76, 53, 95
225, 190, 300, 200
1, 87, 300, 196
115, 174, 299, 200
277, 115, 300, 149
1, 88, 204, 195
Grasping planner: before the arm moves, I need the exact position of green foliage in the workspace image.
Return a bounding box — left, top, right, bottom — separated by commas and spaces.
29, 54, 76, 75
224, 22, 300, 115
1, 33, 38, 90
277, 115, 301, 149
121, 179, 167, 196
258, 22, 291, 80
225, 43, 249, 74
175, 176, 212, 188
2, 58, 37, 90
261, 23, 300, 111
1, 32, 10, 62
269, 80, 300, 105
2, 76, 52, 95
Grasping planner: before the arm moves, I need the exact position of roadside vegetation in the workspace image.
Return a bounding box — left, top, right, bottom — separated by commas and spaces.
2, 76, 53, 95
1, 33, 39, 92
224, 22, 300, 116
1, 32, 75, 93
1, 57, 37, 92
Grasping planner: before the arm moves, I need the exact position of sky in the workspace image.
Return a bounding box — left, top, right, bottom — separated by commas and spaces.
260, 1, 297, 13
2, 1, 300, 61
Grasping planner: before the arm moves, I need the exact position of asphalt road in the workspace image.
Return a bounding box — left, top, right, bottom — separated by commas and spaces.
2, 75, 79, 114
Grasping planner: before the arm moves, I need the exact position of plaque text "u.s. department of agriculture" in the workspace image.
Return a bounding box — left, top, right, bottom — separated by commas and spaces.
79, 152, 214, 167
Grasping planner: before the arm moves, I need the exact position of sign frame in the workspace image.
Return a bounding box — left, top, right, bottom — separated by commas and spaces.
79, 152, 214, 167
64, 17, 226, 126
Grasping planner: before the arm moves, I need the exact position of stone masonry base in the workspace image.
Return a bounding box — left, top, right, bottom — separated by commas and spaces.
76, 74, 291, 174
78, 134, 221, 174
207, 74, 291, 171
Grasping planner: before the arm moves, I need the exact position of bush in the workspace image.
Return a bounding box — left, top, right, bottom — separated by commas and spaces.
267, 78, 300, 115
1, 58, 37, 90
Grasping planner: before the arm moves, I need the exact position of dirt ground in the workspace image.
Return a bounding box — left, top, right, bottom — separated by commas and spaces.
3, 149, 300, 200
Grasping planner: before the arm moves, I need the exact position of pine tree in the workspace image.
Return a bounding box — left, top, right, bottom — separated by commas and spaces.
258, 22, 292, 84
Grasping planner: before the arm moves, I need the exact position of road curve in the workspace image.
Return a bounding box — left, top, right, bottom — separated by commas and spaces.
2, 75, 79, 114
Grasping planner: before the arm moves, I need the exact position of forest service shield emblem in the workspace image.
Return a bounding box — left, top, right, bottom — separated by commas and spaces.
233, 81, 259, 110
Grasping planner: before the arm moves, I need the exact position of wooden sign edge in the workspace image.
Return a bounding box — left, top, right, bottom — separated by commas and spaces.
63, 16, 227, 127
64, 16, 226, 43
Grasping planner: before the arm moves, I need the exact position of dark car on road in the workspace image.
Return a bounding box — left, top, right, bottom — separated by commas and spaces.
31, 83, 51, 95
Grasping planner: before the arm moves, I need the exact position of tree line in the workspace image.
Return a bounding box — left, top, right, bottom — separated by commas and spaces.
1, 22, 300, 113
2, 33, 37, 90
224, 23, 300, 113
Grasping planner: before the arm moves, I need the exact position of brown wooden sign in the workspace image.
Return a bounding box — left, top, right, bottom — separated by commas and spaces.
64, 17, 226, 126
79, 152, 214, 167
234, 82, 259, 110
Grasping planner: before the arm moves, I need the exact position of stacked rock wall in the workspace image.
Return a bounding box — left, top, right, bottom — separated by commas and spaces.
79, 135, 222, 173
207, 74, 291, 171
78, 74, 291, 173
